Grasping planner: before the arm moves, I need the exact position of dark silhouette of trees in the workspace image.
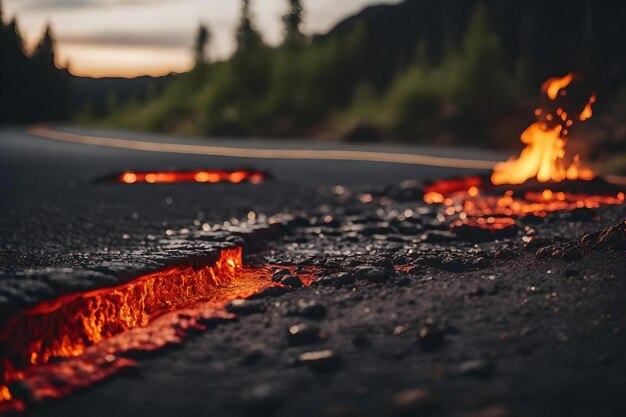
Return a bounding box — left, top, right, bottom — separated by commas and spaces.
194, 24, 211, 66
283, 0, 305, 46
235, 0, 262, 53
0, 8, 70, 124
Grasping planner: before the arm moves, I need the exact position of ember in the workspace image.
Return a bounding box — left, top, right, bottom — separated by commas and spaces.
424, 74, 625, 238
0, 247, 316, 412
118, 170, 266, 184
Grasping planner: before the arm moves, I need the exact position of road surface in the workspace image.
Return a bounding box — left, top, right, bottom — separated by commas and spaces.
0, 124, 502, 272
2, 126, 625, 417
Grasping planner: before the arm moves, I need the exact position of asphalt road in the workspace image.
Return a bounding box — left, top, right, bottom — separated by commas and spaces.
2, 126, 625, 417
2, 125, 504, 188
0, 124, 501, 273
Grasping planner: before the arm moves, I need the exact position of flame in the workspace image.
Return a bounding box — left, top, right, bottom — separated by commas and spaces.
579, 94, 596, 121
542, 73, 573, 100
119, 170, 266, 184
491, 73, 595, 186
422, 74, 622, 237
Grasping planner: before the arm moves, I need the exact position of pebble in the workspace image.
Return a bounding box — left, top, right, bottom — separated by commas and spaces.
392, 388, 438, 416
280, 274, 303, 288
298, 349, 343, 373
353, 265, 394, 283
287, 323, 322, 346
272, 268, 292, 282
459, 359, 495, 379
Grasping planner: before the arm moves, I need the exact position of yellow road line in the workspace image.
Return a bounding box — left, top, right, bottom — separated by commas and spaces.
28, 126, 497, 170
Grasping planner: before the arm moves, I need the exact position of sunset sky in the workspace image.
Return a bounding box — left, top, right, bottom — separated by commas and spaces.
3, 0, 399, 78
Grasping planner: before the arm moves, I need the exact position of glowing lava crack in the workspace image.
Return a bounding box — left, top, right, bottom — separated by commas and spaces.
0, 247, 315, 413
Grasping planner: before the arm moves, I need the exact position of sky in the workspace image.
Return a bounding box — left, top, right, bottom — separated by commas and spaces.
3, 0, 400, 78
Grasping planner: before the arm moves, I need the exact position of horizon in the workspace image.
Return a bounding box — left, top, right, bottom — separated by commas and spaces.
2, 0, 401, 79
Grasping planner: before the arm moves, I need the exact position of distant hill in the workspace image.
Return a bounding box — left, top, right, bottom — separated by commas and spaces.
316, 0, 626, 92
70, 74, 175, 114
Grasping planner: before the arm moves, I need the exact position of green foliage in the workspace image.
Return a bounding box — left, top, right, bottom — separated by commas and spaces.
105, 21, 370, 137
343, 2, 516, 144
103, 2, 519, 146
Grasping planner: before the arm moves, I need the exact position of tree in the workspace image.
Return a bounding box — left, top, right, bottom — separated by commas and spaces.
31, 24, 70, 120
194, 23, 211, 66
33, 24, 56, 69
283, 0, 304, 45
235, 0, 262, 53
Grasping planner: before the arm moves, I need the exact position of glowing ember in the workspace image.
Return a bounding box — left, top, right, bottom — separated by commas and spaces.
492, 73, 595, 186
118, 170, 266, 184
0, 247, 317, 412
426, 176, 624, 222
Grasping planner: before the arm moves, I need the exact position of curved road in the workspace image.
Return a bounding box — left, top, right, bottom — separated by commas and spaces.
2, 125, 504, 189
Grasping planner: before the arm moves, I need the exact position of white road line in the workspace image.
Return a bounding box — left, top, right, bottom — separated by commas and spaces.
28, 126, 497, 170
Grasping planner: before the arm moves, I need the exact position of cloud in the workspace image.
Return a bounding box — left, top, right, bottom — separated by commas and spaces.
13, 0, 173, 12
57, 30, 193, 49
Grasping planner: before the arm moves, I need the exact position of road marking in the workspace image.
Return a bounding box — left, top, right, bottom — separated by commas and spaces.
28, 126, 498, 170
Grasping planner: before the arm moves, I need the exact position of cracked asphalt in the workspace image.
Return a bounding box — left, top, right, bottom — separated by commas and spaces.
1, 126, 625, 417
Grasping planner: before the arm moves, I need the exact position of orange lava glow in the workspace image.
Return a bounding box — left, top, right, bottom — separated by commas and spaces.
424, 174, 624, 238
492, 73, 595, 186
0, 247, 317, 412
119, 170, 266, 184
428, 180, 624, 218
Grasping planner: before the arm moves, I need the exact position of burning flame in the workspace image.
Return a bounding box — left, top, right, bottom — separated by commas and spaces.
542, 73, 573, 100
491, 73, 595, 185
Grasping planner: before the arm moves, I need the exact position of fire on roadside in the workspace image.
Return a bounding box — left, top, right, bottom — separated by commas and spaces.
424, 74, 624, 235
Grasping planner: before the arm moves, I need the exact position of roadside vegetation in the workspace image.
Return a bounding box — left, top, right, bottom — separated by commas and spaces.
87, 1, 525, 148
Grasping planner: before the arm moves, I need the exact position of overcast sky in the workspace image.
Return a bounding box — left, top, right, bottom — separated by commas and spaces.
3, 0, 400, 78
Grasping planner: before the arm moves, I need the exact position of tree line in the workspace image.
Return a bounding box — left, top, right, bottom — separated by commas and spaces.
101, 0, 520, 146
0, 0, 70, 124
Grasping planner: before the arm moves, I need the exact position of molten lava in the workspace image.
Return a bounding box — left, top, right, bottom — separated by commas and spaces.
0, 247, 317, 412
424, 74, 624, 237
119, 170, 266, 184
491, 73, 595, 185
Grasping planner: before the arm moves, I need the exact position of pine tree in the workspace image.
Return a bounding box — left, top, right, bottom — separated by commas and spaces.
283, 0, 304, 45
194, 24, 211, 66
236, 0, 262, 53
33, 24, 56, 69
